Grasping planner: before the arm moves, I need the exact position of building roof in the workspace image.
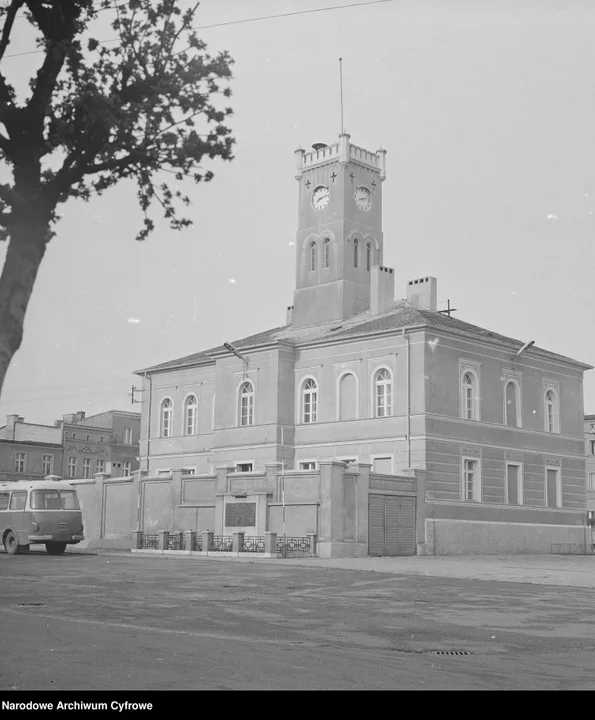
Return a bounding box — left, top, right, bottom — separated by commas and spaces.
135, 300, 593, 375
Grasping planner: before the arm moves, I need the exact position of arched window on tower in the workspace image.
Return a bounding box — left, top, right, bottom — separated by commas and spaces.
324, 238, 330, 268
239, 381, 254, 426
309, 241, 316, 271
353, 238, 359, 268
184, 395, 198, 435
366, 243, 372, 271
544, 389, 559, 433
160, 398, 173, 437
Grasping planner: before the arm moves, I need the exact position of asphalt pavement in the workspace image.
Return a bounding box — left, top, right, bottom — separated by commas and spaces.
2, 552, 595, 690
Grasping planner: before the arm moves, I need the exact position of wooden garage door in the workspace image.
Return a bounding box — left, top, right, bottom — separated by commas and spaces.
368, 495, 416, 556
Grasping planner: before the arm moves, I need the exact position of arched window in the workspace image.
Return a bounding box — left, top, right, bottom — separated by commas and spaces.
302, 378, 318, 424
366, 243, 372, 271
375, 368, 393, 417
462, 372, 476, 420
309, 241, 316, 271
505, 382, 518, 427
184, 395, 198, 435
160, 398, 173, 437
338, 373, 357, 421
545, 389, 558, 433
324, 238, 330, 268
353, 238, 359, 268
239, 381, 254, 426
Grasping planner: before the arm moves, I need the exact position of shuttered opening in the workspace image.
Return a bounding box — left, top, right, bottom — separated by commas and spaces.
368, 494, 416, 556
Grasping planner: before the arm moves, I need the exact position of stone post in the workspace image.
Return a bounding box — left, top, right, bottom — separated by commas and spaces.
265, 462, 283, 501
307, 532, 317, 557
132, 530, 143, 549
202, 530, 214, 552
317, 460, 349, 558
265, 531, 277, 555
185, 530, 196, 552
233, 531, 245, 553
171, 469, 183, 533
158, 530, 169, 551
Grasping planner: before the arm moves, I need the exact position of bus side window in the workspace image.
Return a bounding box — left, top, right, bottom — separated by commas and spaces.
0, 492, 9, 510
9, 492, 27, 510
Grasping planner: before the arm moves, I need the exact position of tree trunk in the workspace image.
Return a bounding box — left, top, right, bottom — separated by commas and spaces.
0, 223, 48, 398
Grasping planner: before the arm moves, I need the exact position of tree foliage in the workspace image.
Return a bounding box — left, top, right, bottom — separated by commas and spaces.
0, 0, 234, 395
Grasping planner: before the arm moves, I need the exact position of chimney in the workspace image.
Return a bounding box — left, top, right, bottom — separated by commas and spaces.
76, 411, 85, 422
54, 420, 63, 428
407, 276, 437, 312
63, 413, 77, 424
286, 305, 294, 325
6, 414, 20, 439
370, 266, 395, 315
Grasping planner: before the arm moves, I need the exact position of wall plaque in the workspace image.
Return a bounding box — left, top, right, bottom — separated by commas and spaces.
505, 452, 522, 462
225, 502, 256, 527
544, 457, 561, 467
461, 446, 481, 457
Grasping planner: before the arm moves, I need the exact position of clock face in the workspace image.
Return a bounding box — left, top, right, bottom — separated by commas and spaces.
311, 185, 330, 210
355, 186, 372, 211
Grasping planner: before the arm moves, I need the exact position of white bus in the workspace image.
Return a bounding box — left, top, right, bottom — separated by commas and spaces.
0, 478, 84, 555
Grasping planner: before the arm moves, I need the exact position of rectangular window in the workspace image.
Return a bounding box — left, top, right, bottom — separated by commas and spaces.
181, 468, 196, 476
546, 467, 560, 508
97, 459, 105, 474
86, 435, 90, 441
14, 452, 26, 473
42, 454, 53, 476
0, 492, 9, 510
235, 463, 253, 473
68, 457, 77, 478
124, 427, 133, 444
372, 457, 393, 474
506, 464, 522, 505
462, 458, 480, 501
588, 473, 595, 492
9, 491, 27, 510
82, 458, 91, 478
299, 461, 316, 470
590, 440, 595, 455
122, 461, 131, 476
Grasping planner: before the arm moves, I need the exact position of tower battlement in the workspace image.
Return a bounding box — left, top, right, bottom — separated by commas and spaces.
295, 134, 386, 179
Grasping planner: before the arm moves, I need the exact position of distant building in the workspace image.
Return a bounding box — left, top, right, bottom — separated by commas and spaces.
585, 414, 595, 512
0, 414, 64, 482
0, 410, 140, 483
60, 410, 141, 479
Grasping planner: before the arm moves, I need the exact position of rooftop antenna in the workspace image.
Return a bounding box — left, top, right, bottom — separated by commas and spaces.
339, 57, 344, 134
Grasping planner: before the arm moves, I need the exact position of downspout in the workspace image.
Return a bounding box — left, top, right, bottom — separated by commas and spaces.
144, 372, 152, 474
402, 328, 411, 468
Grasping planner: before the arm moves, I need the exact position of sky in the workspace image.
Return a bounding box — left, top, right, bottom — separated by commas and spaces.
0, 0, 594, 425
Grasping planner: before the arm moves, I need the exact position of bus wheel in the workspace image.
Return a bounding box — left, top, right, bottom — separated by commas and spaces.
45, 542, 67, 555
4, 531, 20, 555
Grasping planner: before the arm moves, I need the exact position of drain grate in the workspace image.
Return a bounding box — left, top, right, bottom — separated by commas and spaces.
18, 603, 44, 607
432, 650, 471, 656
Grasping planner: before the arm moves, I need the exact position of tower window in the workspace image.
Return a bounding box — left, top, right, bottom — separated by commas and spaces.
353, 238, 359, 268
366, 243, 372, 271
324, 238, 330, 268
309, 241, 316, 271
375, 368, 393, 417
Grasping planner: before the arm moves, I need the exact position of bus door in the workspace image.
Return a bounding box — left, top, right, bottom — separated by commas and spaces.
9, 491, 27, 544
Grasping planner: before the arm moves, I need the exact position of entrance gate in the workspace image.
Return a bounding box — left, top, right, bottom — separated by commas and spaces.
368, 494, 416, 556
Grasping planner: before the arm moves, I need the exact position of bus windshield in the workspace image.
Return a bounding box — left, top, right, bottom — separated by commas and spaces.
30, 490, 80, 511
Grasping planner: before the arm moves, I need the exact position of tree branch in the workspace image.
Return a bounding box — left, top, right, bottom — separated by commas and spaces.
0, 0, 25, 63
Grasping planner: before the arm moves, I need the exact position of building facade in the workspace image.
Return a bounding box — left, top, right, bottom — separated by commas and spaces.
585, 414, 595, 513
134, 134, 592, 556
60, 410, 141, 480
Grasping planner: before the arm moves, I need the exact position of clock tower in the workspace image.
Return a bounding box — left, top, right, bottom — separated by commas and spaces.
291, 133, 387, 327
